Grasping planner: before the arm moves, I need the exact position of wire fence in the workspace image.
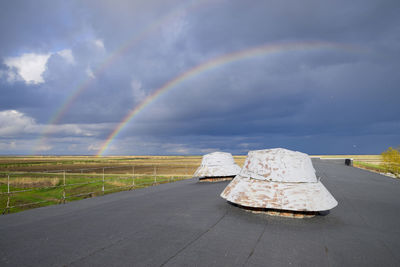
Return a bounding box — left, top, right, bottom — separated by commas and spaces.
0, 164, 195, 214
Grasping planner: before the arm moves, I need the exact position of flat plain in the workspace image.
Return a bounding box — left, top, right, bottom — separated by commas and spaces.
0, 156, 203, 213
0, 155, 382, 214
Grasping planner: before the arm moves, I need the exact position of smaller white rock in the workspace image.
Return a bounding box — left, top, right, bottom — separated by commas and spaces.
193, 152, 241, 178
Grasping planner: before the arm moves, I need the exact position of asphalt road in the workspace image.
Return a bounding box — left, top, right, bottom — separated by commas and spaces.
1, 160, 400, 266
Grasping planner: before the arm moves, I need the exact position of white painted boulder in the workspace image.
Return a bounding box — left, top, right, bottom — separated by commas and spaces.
194, 152, 241, 182
221, 148, 338, 212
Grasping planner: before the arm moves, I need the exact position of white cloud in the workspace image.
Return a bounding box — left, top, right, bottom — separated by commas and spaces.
88, 143, 104, 152
10, 140, 16, 148
0, 110, 112, 138
86, 66, 95, 79
44, 123, 95, 137
3, 48, 75, 85
0, 68, 18, 83
162, 143, 190, 154
161, 11, 188, 46
131, 79, 146, 103
94, 39, 105, 49
57, 49, 75, 64
0, 110, 37, 136
35, 144, 53, 152
4, 53, 51, 84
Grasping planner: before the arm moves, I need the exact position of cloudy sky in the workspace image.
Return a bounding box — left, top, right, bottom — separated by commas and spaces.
0, 0, 399, 155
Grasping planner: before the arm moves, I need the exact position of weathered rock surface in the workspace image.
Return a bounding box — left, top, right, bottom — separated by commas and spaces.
221, 148, 338, 212
193, 152, 241, 179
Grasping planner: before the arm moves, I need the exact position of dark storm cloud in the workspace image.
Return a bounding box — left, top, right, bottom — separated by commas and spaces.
0, 1, 85, 57
0, 0, 399, 155
186, 0, 400, 50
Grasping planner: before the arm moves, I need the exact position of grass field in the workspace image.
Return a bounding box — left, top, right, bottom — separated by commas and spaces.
0, 155, 246, 214
0, 154, 389, 215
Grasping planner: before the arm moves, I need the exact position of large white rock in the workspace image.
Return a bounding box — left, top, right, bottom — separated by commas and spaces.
240, 148, 317, 183
221, 148, 338, 212
193, 152, 241, 178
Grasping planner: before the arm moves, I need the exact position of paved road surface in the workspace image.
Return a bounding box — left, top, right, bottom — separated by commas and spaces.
1, 160, 400, 266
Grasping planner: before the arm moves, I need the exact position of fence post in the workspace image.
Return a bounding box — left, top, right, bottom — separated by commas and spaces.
154, 166, 157, 184
5, 175, 10, 214
62, 171, 66, 204
102, 168, 105, 194
132, 166, 135, 188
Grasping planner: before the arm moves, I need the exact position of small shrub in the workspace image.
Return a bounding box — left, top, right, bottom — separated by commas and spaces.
381, 147, 400, 176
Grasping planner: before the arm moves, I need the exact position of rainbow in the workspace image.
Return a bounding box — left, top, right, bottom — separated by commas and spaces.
33, 0, 218, 154
96, 41, 355, 156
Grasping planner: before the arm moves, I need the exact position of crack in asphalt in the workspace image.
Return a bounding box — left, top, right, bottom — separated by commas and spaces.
243, 220, 267, 266
160, 210, 229, 267
65, 229, 142, 266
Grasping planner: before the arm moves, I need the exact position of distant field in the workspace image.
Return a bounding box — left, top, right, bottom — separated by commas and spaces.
0, 155, 246, 214
0, 156, 198, 172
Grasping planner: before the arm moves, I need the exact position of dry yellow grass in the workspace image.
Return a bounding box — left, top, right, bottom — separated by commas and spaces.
0, 177, 60, 188
0, 155, 250, 175
106, 180, 130, 187
0, 154, 382, 176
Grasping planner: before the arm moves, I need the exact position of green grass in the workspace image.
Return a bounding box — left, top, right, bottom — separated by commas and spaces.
0, 155, 202, 214
353, 161, 387, 173
0, 173, 188, 214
